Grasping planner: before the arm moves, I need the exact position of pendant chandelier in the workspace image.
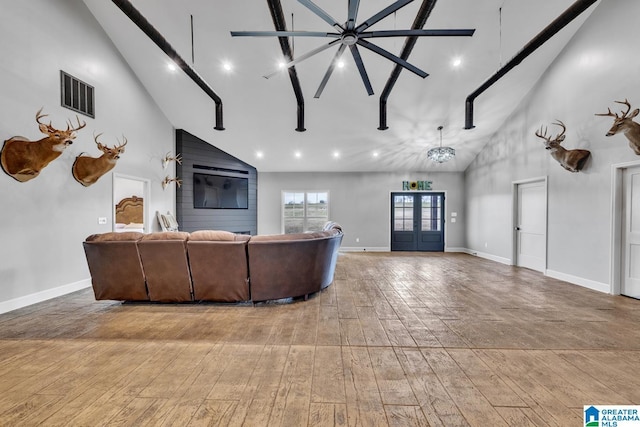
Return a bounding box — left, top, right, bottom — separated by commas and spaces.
427, 125, 455, 163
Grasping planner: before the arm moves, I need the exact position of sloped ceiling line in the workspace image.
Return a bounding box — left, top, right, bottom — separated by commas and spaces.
267, 0, 306, 132
464, 0, 599, 130
378, 0, 437, 131
111, 0, 225, 130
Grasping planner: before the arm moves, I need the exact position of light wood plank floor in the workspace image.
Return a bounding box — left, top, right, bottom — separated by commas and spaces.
1, 252, 639, 426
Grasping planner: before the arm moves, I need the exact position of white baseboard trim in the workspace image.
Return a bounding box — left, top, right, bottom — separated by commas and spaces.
0, 278, 92, 315
545, 269, 610, 294
340, 247, 389, 253
445, 247, 468, 253
462, 249, 512, 265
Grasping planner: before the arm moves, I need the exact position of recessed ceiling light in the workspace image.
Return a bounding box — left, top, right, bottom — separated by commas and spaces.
294, 151, 302, 158
167, 62, 177, 72
278, 60, 287, 69
333, 151, 340, 158
222, 61, 233, 72
337, 60, 345, 69
372, 151, 379, 158
256, 151, 264, 158
452, 57, 462, 67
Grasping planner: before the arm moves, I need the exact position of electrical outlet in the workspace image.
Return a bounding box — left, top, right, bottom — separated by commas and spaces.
98, 217, 107, 225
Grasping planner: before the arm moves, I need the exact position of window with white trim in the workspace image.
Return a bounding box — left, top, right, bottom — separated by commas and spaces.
282, 191, 329, 233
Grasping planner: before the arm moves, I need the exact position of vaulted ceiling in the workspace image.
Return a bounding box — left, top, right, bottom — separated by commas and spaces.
83, 0, 597, 172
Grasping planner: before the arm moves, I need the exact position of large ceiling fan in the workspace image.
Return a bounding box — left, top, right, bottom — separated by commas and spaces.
231, 0, 475, 98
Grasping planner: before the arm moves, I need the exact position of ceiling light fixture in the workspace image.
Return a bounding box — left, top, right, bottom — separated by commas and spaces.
427, 125, 455, 163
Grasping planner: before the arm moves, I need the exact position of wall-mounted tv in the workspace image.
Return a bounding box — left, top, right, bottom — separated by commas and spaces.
193, 173, 248, 209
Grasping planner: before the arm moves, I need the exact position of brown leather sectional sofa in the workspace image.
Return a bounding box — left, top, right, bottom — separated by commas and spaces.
82, 223, 343, 303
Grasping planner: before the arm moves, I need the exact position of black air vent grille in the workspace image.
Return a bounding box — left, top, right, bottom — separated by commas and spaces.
60, 71, 95, 118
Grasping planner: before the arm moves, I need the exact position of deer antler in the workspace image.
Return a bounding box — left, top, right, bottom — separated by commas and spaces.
615, 99, 632, 118
596, 100, 632, 119
66, 115, 87, 132
162, 176, 182, 190
595, 107, 617, 118
116, 136, 127, 149
535, 125, 550, 141
35, 107, 49, 125
162, 152, 183, 169
553, 120, 566, 141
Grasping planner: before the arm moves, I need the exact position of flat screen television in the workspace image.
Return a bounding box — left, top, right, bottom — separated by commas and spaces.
193, 173, 248, 209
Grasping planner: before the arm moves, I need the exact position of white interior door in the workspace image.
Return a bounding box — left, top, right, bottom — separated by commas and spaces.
516, 180, 547, 272
622, 166, 640, 298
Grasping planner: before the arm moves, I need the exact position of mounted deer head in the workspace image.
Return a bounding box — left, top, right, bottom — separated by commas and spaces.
535, 120, 590, 173
162, 176, 182, 190
1, 108, 86, 182
72, 133, 127, 187
162, 152, 182, 169
595, 99, 640, 155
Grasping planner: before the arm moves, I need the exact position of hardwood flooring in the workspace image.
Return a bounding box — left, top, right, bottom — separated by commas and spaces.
1, 252, 639, 426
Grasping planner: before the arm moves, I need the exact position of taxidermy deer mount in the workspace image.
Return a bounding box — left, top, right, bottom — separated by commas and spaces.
162, 152, 182, 169
595, 99, 640, 155
72, 133, 127, 187
162, 176, 182, 190
535, 120, 590, 173
1, 108, 86, 182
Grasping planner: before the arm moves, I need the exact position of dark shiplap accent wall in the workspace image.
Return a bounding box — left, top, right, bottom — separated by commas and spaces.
176, 129, 257, 234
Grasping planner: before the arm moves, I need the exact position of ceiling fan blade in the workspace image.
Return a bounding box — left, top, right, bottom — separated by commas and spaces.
231, 30, 340, 38
359, 29, 476, 38
298, 0, 344, 31
263, 39, 341, 79
356, 39, 428, 78
355, 0, 413, 32
314, 44, 347, 98
349, 45, 373, 96
347, 0, 360, 31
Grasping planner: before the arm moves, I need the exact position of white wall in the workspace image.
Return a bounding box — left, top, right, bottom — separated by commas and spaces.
464, 0, 640, 291
0, 0, 175, 312
258, 171, 466, 251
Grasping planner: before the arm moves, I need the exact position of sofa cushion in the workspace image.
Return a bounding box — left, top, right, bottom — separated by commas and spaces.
190, 230, 250, 242
140, 231, 190, 241
249, 231, 331, 242
85, 232, 144, 242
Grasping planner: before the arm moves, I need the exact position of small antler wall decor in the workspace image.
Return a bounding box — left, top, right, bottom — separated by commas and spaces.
595, 99, 640, 155
162, 176, 182, 190
162, 152, 182, 169
535, 120, 590, 173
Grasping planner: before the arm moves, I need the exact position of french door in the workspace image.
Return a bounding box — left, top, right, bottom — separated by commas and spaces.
391, 192, 445, 251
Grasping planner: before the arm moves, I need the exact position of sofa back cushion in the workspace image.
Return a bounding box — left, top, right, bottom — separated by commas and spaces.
190, 230, 250, 242
83, 233, 148, 301
137, 233, 193, 302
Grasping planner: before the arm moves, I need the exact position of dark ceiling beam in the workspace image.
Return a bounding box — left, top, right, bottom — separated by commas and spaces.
111, 0, 225, 130
464, 0, 599, 129
267, 0, 306, 132
378, 0, 437, 131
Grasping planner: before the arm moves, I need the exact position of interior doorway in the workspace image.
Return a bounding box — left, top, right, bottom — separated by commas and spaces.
621, 165, 640, 298
391, 192, 445, 251
513, 178, 547, 272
